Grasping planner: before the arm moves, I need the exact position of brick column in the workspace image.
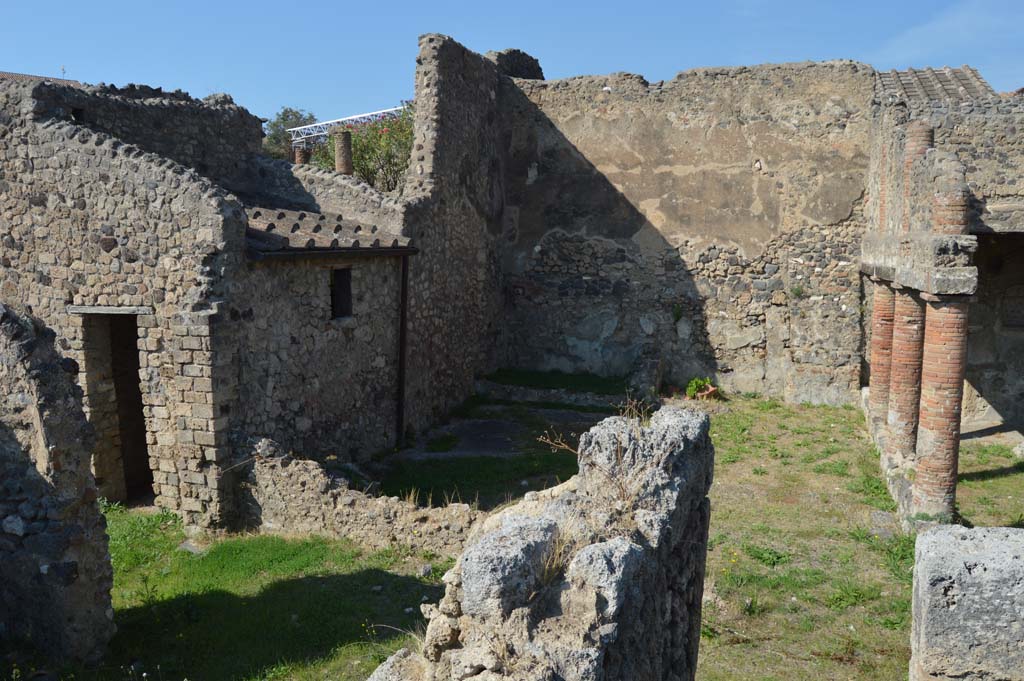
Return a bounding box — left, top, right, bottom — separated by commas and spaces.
333, 128, 354, 175
294, 146, 311, 165
913, 299, 969, 518
887, 289, 926, 462
869, 281, 896, 424
932, 188, 970, 236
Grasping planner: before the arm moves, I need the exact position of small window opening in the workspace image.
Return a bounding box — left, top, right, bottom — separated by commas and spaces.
331, 268, 353, 319
71, 107, 85, 122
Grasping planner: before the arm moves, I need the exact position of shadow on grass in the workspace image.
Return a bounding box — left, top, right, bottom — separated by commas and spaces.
958, 460, 1024, 483
484, 368, 626, 396
75, 569, 439, 681
379, 451, 578, 510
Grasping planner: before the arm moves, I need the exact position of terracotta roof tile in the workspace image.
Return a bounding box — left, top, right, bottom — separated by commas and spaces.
876, 66, 995, 103
244, 206, 412, 259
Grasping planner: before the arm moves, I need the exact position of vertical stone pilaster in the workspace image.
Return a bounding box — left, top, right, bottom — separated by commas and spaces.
869, 281, 896, 424
294, 146, 311, 165
902, 121, 934, 233
887, 289, 926, 464
913, 299, 969, 519
878, 144, 889, 234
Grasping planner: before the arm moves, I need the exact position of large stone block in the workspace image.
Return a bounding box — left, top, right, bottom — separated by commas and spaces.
911, 526, 1024, 681
369, 406, 715, 681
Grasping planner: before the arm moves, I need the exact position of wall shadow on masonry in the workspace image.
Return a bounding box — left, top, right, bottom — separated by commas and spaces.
102, 570, 442, 679
963, 234, 1024, 437
497, 83, 718, 387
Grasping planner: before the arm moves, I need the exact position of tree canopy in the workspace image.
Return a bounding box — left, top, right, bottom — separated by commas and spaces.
263, 107, 317, 160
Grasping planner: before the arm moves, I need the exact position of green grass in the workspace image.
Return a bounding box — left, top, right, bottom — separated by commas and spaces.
484, 368, 626, 396
698, 397, 908, 679
379, 451, 578, 510
814, 460, 851, 477
449, 394, 616, 421
956, 440, 1024, 527
742, 543, 791, 567
826, 579, 882, 610
11, 396, 1018, 681
43, 505, 445, 681
425, 433, 459, 453
846, 470, 897, 511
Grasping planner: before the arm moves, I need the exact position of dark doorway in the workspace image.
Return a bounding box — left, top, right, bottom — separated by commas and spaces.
108, 315, 152, 499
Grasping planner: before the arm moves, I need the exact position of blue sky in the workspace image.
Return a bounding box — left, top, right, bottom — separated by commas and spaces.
2, 0, 1021, 122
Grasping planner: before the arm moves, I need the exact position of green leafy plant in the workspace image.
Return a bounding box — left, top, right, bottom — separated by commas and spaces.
685, 376, 717, 399
743, 543, 791, 567
312, 104, 414, 191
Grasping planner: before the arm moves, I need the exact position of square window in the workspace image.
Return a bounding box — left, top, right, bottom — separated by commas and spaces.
330, 268, 352, 319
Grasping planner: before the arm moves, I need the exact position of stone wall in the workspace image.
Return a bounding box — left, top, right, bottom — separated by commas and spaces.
0, 306, 114, 662
911, 526, 1024, 681
0, 79, 247, 525
236, 156, 407, 228
965, 233, 1024, 428
228, 255, 403, 460
369, 406, 715, 681
29, 81, 263, 192
398, 35, 509, 431
499, 61, 876, 403
1, 78, 419, 527
235, 439, 479, 556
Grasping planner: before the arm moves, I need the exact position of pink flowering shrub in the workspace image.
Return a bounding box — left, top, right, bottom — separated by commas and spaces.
313, 103, 414, 192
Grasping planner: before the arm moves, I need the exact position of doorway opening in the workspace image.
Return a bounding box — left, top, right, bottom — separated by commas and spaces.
82, 313, 152, 502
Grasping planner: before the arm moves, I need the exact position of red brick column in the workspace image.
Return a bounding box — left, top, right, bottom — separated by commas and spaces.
294, 146, 311, 165
869, 281, 896, 424
912, 299, 969, 518
887, 289, 926, 462
932, 189, 970, 236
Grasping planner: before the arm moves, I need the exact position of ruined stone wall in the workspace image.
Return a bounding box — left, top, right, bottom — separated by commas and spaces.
0, 306, 114, 663
500, 62, 876, 403
235, 439, 479, 556
227, 255, 403, 460
0, 80, 248, 525
398, 35, 508, 430
931, 98, 1024, 232
369, 407, 714, 681
29, 82, 263, 191
240, 156, 406, 228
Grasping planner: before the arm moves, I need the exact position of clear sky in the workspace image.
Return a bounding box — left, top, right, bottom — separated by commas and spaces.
2, 0, 1021, 123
